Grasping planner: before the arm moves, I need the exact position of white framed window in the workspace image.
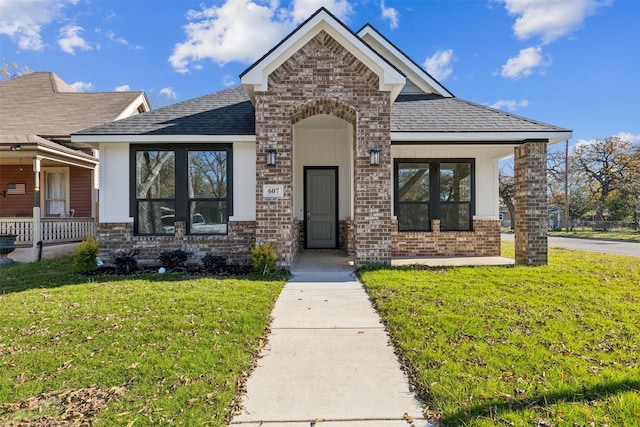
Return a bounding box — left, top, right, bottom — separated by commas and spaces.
42, 167, 69, 217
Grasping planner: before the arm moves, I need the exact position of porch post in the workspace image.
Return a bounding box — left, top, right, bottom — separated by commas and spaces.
33, 157, 41, 247
514, 141, 548, 265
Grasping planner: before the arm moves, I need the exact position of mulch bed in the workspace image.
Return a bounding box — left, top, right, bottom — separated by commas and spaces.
0, 384, 128, 426
84, 264, 253, 278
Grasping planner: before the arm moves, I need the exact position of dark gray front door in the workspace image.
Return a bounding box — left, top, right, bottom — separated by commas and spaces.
305, 167, 338, 249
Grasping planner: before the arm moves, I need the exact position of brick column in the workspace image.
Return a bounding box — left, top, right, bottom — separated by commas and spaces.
254, 95, 294, 268
514, 141, 548, 265
354, 143, 392, 267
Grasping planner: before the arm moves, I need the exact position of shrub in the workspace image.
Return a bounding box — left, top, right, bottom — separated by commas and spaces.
202, 254, 226, 273
251, 243, 278, 274
158, 249, 190, 269
73, 236, 99, 273
114, 249, 138, 275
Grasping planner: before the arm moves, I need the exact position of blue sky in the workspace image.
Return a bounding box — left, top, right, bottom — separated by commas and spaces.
1, 0, 638, 149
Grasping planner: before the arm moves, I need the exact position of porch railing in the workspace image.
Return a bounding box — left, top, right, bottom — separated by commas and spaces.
0, 217, 96, 245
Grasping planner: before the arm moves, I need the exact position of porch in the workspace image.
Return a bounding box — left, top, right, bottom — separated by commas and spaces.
0, 216, 95, 246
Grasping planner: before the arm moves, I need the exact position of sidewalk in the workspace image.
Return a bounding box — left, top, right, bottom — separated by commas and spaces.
230, 252, 431, 427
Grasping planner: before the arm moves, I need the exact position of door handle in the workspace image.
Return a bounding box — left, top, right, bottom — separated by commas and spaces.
307, 210, 310, 221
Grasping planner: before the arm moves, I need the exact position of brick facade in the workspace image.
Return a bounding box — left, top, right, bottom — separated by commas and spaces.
392, 219, 501, 257
514, 141, 548, 265
96, 221, 256, 266
254, 30, 391, 268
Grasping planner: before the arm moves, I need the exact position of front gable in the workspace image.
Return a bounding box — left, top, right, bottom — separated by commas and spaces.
357, 25, 453, 97
241, 8, 405, 102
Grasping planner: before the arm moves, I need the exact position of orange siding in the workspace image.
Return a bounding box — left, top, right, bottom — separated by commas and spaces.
69, 168, 93, 217
0, 166, 35, 217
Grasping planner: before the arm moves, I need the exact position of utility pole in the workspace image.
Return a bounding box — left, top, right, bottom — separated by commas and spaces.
564, 139, 570, 232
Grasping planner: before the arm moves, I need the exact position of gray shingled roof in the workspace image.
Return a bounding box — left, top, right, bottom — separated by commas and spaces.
75, 87, 568, 137
0, 72, 145, 136
78, 86, 255, 136
391, 94, 569, 133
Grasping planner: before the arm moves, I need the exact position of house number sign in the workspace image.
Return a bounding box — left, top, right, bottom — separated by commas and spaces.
263, 184, 284, 198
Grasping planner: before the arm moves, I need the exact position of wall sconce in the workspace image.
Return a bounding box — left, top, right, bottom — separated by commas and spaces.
0, 191, 5, 198
369, 149, 380, 166
10, 145, 21, 151
266, 149, 277, 166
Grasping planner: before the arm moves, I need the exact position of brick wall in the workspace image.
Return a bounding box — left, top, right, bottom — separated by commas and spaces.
514, 141, 548, 265
254, 30, 391, 268
96, 221, 256, 266
392, 219, 501, 257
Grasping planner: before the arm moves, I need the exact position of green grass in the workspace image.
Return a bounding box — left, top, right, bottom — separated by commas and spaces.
0, 258, 286, 426
360, 244, 640, 426
548, 229, 640, 242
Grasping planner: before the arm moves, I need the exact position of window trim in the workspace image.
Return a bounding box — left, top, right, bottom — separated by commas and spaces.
130, 144, 233, 236
394, 158, 475, 232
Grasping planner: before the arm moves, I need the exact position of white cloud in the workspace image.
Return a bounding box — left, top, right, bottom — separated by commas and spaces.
159, 87, 177, 100
290, 0, 352, 23
0, 0, 69, 50
499, 0, 610, 44
614, 132, 640, 145
70, 81, 93, 91
169, 0, 353, 73
576, 132, 640, 148
115, 84, 131, 92
424, 48, 454, 81
105, 30, 143, 50
489, 99, 530, 111
223, 74, 237, 87
501, 46, 550, 79
58, 25, 92, 54
381, 0, 399, 30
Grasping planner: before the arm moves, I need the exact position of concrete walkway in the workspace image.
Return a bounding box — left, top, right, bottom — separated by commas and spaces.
230, 251, 432, 426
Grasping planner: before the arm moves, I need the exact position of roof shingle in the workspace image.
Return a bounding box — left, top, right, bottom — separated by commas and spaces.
0, 72, 145, 136
78, 86, 255, 136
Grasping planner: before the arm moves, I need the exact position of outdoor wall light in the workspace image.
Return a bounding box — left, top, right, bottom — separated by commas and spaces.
369, 149, 380, 166
10, 145, 21, 151
266, 149, 277, 166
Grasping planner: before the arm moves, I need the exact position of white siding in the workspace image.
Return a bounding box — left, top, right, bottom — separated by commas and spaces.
99, 142, 132, 223
293, 115, 353, 220
231, 142, 256, 221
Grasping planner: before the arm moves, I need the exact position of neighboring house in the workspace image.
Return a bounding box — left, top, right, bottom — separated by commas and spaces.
0, 72, 149, 245
73, 8, 571, 268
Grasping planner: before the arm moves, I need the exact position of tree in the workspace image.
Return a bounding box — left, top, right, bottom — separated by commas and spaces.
498, 167, 515, 230
571, 137, 637, 221
1, 63, 31, 79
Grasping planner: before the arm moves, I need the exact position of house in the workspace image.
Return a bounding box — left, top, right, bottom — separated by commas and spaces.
72, 8, 571, 268
0, 72, 149, 247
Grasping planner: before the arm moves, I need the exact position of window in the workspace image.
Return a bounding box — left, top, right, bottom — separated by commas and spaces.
396, 162, 430, 231
395, 159, 474, 231
131, 145, 231, 235
43, 167, 69, 217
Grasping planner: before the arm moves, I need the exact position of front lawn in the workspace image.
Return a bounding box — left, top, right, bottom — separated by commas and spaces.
0, 258, 285, 426
360, 245, 640, 426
